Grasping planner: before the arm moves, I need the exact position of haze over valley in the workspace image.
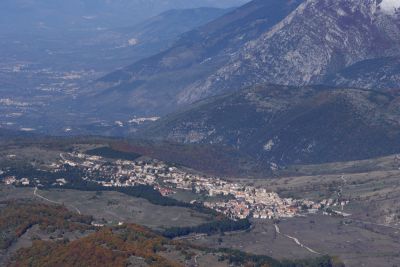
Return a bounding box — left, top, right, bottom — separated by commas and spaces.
1, 1, 400, 267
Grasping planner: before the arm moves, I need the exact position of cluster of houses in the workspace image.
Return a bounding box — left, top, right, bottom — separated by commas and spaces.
1, 151, 346, 220
60, 152, 336, 219
163, 172, 323, 219
3, 176, 30, 186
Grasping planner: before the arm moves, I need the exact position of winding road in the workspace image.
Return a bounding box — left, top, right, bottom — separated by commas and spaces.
274, 224, 321, 255
33, 187, 82, 215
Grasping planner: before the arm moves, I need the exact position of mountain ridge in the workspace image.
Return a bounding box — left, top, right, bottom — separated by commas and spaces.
85, 0, 304, 119
181, 0, 400, 103
85, 0, 400, 119
138, 84, 400, 167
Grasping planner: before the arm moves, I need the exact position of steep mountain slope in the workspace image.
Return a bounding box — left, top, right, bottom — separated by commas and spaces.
62, 7, 231, 71
87, 0, 304, 118
139, 85, 400, 166
89, 0, 400, 118
184, 0, 400, 101
117, 7, 232, 52
324, 56, 400, 89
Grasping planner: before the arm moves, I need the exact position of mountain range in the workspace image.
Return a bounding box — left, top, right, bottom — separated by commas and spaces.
86, 0, 400, 120
86, 0, 304, 118
3, 0, 400, 168
85, 7, 232, 70
192, 0, 400, 96
2, 2, 400, 266
64, 0, 400, 168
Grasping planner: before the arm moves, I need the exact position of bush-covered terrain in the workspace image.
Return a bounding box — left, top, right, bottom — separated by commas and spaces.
1, 201, 343, 267
86, 146, 141, 161
0, 200, 93, 250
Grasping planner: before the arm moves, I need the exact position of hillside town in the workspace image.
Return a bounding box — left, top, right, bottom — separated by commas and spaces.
1, 150, 346, 220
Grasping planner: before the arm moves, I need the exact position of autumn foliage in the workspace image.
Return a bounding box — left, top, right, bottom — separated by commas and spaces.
9, 224, 182, 267
2, 201, 343, 267
0, 200, 92, 250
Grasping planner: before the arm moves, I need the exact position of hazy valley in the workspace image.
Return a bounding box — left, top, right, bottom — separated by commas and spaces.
1, 1, 400, 267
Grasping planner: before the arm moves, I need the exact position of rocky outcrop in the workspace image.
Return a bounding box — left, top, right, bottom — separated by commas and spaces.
183, 0, 400, 102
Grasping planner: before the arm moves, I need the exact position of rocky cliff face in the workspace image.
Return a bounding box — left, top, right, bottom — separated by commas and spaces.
183, 0, 400, 103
